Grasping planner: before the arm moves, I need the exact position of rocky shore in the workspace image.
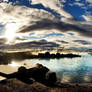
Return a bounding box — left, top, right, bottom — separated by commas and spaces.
0, 79, 92, 92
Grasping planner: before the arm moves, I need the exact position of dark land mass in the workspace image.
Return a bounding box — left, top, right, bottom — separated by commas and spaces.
0, 51, 81, 64
0, 78, 92, 92
0, 63, 91, 92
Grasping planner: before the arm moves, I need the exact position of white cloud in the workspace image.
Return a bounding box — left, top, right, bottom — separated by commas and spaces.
75, 0, 81, 1
60, 0, 66, 3
82, 15, 92, 22
0, 3, 59, 35
86, 0, 92, 3
86, 0, 92, 7
0, 1, 92, 50
0, 3, 58, 22
74, 2, 84, 7
31, 0, 73, 18
0, 3, 60, 44
2, 0, 8, 2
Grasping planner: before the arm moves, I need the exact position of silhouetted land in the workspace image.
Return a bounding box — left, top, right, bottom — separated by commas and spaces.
0, 63, 91, 92
37, 52, 81, 59
0, 78, 92, 92
0, 64, 57, 87
0, 51, 81, 64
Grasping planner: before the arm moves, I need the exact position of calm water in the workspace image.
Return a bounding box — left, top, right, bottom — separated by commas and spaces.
19, 52, 92, 83
1, 52, 92, 83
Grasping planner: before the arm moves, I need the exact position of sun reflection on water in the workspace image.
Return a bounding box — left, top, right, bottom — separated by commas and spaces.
8, 61, 20, 67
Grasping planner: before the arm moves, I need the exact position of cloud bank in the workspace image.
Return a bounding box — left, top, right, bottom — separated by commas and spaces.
31, 0, 73, 18
0, 1, 92, 51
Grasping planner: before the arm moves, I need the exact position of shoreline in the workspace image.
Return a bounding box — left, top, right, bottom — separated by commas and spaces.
0, 79, 92, 92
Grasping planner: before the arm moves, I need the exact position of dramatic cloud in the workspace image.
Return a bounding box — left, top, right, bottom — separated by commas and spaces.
0, 1, 92, 51
82, 15, 92, 21
57, 40, 68, 44
18, 19, 92, 38
73, 40, 91, 45
86, 0, 92, 3
31, 0, 73, 18
0, 3, 58, 26
0, 39, 59, 50
0, 38, 7, 44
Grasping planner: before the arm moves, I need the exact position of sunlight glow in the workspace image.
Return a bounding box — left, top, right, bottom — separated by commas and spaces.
4, 23, 18, 44
9, 61, 20, 67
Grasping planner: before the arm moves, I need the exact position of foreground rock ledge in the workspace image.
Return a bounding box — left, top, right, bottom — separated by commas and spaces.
0, 79, 92, 92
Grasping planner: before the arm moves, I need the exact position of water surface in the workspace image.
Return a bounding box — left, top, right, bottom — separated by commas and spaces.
1, 52, 92, 83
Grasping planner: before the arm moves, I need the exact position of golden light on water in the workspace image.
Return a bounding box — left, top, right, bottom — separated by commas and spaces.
9, 61, 20, 67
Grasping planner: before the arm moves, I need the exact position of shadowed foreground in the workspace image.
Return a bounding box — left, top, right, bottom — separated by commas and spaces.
0, 64, 92, 92
0, 64, 57, 86
0, 79, 92, 92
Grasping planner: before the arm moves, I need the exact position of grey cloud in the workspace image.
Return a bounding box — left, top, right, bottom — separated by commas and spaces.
57, 40, 68, 44
78, 23, 92, 32
0, 39, 59, 50
73, 40, 91, 45
15, 37, 28, 41
3, 4, 59, 21
0, 38, 7, 44
15, 39, 60, 48
18, 19, 92, 38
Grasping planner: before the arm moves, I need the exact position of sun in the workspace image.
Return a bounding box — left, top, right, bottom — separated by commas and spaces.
4, 23, 18, 44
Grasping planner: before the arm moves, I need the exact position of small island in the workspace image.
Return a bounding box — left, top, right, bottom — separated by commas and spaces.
30, 52, 81, 59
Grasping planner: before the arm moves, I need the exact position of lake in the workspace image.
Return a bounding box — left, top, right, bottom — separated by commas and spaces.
0, 52, 92, 83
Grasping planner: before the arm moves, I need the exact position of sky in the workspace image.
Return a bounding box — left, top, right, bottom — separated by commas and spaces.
0, 0, 92, 51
